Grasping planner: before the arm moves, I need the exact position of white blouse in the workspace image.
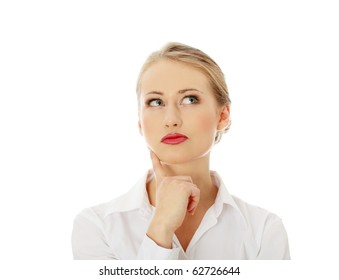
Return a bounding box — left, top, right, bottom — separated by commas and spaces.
71, 170, 290, 260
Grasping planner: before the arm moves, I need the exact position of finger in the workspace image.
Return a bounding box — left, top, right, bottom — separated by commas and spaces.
150, 151, 166, 180
187, 186, 200, 215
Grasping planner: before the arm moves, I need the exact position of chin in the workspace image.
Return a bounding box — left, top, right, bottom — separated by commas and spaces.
158, 149, 210, 165
155, 150, 189, 165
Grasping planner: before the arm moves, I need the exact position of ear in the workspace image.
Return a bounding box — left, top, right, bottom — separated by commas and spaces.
217, 105, 230, 131
138, 120, 143, 136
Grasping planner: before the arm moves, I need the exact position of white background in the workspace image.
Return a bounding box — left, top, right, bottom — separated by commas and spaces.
1, 0, 338, 279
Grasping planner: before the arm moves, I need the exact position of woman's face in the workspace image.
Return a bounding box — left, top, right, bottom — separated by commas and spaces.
138, 59, 229, 165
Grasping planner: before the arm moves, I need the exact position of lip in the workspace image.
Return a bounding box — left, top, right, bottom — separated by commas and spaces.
161, 133, 188, 145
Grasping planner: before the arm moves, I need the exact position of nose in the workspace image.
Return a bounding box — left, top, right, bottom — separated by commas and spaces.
163, 105, 182, 128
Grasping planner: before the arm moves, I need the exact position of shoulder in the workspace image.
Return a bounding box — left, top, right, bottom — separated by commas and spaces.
74, 195, 127, 224
212, 171, 282, 228
73, 171, 151, 225
231, 195, 282, 227
230, 195, 289, 258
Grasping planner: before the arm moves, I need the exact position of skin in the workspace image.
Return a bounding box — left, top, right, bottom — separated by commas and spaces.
138, 59, 230, 251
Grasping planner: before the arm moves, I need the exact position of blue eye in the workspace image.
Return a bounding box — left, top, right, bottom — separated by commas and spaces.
147, 99, 163, 107
182, 95, 199, 105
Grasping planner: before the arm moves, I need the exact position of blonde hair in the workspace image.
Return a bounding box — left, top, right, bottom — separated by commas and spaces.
136, 42, 231, 143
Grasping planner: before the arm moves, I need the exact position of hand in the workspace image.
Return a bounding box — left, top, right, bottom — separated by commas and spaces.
146, 151, 200, 248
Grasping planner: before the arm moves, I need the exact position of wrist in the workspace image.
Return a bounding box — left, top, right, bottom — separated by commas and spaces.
147, 219, 175, 249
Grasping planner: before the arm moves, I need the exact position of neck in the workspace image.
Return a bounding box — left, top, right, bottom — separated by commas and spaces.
148, 155, 217, 205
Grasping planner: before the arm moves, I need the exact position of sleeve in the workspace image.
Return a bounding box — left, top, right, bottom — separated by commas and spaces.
256, 217, 291, 260
71, 209, 117, 260
136, 234, 181, 260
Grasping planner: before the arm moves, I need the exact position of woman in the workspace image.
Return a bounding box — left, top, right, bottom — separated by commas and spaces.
72, 42, 290, 260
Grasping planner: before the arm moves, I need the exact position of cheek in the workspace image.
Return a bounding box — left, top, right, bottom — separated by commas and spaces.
201, 116, 217, 130
140, 112, 158, 138
194, 110, 218, 132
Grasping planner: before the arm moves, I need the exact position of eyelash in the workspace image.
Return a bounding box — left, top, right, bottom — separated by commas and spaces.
146, 95, 200, 107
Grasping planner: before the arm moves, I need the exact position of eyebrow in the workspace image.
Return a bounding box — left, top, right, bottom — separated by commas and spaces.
145, 88, 204, 96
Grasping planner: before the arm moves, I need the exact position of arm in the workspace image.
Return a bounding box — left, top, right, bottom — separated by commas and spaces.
256, 218, 291, 260
137, 234, 181, 259
145, 152, 200, 250
72, 208, 181, 260
71, 209, 117, 260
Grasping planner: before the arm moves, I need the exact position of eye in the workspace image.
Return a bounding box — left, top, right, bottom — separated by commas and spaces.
182, 95, 199, 105
147, 99, 163, 107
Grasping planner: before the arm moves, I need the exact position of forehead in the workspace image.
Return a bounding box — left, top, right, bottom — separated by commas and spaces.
139, 59, 211, 94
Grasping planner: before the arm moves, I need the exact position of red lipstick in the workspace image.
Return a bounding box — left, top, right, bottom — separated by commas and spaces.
161, 133, 188, 145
